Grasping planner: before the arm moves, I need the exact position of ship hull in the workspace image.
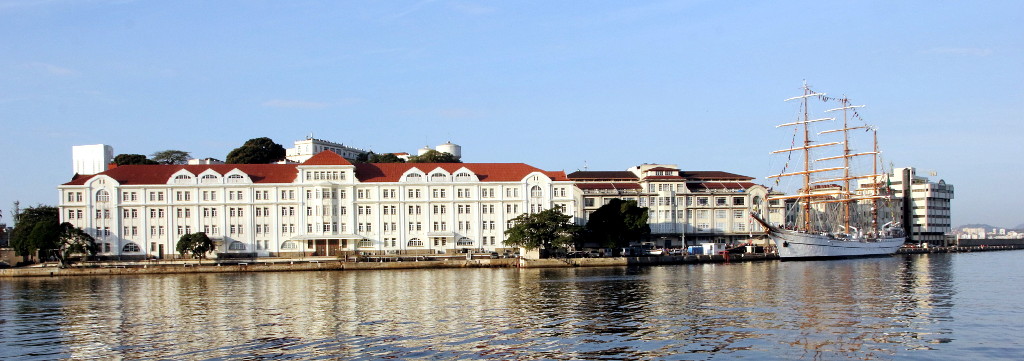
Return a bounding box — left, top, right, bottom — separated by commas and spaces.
767, 229, 904, 259
751, 212, 904, 260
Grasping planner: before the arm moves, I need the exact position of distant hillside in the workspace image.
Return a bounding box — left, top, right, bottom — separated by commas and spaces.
955, 224, 1023, 231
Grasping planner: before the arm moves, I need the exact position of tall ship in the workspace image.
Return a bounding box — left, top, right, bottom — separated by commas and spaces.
751, 82, 905, 259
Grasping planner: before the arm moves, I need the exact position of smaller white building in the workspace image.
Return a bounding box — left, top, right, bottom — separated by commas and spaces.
286, 137, 369, 163
887, 167, 955, 246
72, 144, 113, 176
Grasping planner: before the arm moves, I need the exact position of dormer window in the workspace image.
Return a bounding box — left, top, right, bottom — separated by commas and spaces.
405, 173, 423, 182
455, 172, 473, 182
174, 174, 193, 184
226, 174, 246, 184
200, 174, 218, 184
430, 173, 447, 182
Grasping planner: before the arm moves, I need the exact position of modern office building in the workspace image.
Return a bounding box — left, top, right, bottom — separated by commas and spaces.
887, 167, 955, 245
568, 164, 785, 247
58, 150, 578, 260
285, 137, 370, 163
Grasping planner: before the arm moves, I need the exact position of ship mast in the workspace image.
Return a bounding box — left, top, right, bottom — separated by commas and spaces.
872, 129, 879, 232
770, 82, 834, 232
802, 86, 812, 231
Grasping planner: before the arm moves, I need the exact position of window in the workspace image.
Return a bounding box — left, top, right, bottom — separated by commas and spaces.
734, 210, 744, 219
716, 210, 727, 219
733, 197, 745, 206
405, 173, 423, 182
697, 197, 709, 206
530, 185, 542, 198
716, 197, 727, 206
455, 172, 472, 181
227, 174, 245, 183
229, 241, 246, 250
96, 190, 110, 202
358, 239, 373, 248
457, 237, 473, 246
201, 174, 218, 184
281, 241, 298, 250
122, 242, 141, 253
430, 173, 447, 182
407, 239, 424, 247
174, 174, 193, 184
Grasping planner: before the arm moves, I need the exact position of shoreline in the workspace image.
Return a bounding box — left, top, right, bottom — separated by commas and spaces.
1, 245, 1021, 278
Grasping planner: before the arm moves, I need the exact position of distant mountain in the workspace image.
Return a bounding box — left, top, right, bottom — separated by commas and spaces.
955, 224, 996, 230
955, 224, 1024, 231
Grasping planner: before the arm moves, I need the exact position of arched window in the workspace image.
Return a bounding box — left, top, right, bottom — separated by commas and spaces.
281, 241, 298, 249
455, 172, 473, 182
456, 237, 473, 246
226, 174, 246, 184
122, 242, 140, 253
430, 173, 447, 182
407, 238, 424, 247
405, 174, 423, 182
174, 174, 193, 184
228, 241, 246, 250
358, 239, 373, 248
200, 174, 219, 184
96, 189, 110, 202
530, 185, 543, 198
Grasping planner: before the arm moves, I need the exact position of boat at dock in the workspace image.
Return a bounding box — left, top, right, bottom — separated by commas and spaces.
751, 82, 905, 259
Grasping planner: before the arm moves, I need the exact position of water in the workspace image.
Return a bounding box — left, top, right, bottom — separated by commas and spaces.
1, 251, 1022, 360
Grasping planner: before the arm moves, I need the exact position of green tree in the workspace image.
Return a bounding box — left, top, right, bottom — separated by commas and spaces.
151, 150, 191, 165
504, 207, 581, 253
225, 137, 286, 164
583, 199, 650, 249
177, 232, 216, 261
114, 154, 158, 165
408, 150, 461, 163
369, 153, 406, 163
56, 222, 97, 267
9, 205, 59, 262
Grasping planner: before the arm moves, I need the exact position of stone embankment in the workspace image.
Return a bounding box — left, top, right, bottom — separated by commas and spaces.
2, 245, 1020, 278
0, 253, 775, 278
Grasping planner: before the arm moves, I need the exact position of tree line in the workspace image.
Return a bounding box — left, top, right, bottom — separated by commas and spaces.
113, 137, 461, 166
503, 199, 651, 254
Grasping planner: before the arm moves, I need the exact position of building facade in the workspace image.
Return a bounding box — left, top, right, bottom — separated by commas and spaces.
568, 164, 785, 248
285, 138, 370, 163
888, 167, 955, 246
58, 151, 578, 259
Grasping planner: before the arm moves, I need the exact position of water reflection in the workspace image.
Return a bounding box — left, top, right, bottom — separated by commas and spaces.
1, 252, 1019, 360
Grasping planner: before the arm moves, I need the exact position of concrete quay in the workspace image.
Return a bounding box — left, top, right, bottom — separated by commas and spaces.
0, 253, 775, 278
2, 245, 1021, 278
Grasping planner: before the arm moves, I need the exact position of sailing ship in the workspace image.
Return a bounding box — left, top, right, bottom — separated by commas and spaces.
751, 82, 905, 259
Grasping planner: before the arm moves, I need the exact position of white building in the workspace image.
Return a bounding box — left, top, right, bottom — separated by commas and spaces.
285, 137, 369, 163
72, 144, 113, 176
887, 167, 955, 246
58, 150, 578, 260
568, 164, 785, 248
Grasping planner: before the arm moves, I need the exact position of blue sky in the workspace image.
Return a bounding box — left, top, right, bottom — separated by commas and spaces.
1, 1, 1021, 227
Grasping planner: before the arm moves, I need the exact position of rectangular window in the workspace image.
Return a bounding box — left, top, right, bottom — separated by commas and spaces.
716, 197, 727, 206
733, 197, 745, 206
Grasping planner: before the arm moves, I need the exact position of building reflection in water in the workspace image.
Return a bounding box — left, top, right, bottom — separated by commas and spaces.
0, 253, 971, 360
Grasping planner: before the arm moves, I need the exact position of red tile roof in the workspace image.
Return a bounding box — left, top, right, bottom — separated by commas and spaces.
646, 167, 678, 171
355, 163, 564, 182
686, 182, 758, 191
63, 162, 565, 186
301, 150, 352, 166
63, 164, 300, 186
678, 171, 754, 181
567, 171, 638, 180
575, 183, 643, 190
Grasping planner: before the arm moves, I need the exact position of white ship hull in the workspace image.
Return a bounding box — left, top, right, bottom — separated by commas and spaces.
767, 229, 904, 259
752, 212, 904, 259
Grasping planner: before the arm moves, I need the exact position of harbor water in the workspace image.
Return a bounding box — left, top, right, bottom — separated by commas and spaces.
1, 251, 1021, 360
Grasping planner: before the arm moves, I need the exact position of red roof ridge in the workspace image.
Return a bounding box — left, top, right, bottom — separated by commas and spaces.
301, 150, 352, 166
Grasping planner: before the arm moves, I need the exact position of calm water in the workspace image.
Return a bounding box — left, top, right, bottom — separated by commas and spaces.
1, 251, 1022, 360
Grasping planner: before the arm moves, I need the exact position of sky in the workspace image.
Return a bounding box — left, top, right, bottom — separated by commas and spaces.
1, 0, 1021, 228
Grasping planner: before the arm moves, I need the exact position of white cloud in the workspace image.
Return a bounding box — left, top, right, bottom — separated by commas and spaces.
926, 47, 993, 56
262, 99, 331, 109
28, 62, 78, 76
262, 98, 364, 109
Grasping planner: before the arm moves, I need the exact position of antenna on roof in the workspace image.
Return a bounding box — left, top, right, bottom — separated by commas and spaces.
584, 160, 589, 171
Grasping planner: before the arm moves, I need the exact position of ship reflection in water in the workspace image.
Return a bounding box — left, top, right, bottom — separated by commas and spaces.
1, 251, 1021, 360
